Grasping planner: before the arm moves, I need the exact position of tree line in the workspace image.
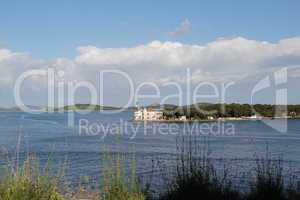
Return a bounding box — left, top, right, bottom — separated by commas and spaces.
163, 103, 300, 119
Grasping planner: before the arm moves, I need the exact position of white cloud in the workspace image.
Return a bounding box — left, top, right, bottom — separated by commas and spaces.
0, 49, 41, 85
74, 36, 300, 83
169, 19, 192, 37
1, 36, 300, 105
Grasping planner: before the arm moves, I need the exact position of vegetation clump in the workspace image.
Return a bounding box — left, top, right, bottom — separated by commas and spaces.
157, 138, 241, 200
163, 103, 300, 119
0, 156, 63, 200
101, 151, 145, 200
156, 138, 300, 200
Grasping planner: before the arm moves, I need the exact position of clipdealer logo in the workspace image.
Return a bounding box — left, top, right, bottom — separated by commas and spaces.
251, 68, 288, 133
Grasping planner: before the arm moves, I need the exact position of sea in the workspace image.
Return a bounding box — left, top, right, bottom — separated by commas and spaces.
0, 111, 299, 191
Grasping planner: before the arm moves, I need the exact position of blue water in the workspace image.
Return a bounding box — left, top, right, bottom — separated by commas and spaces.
0, 111, 299, 188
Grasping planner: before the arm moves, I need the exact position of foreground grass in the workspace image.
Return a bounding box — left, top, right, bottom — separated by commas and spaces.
0, 157, 63, 200
157, 137, 241, 200
247, 153, 300, 200
156, 138, 300, 200
0, 142, 299, 200
101, 150, 145, 200
0, 151, 145, 200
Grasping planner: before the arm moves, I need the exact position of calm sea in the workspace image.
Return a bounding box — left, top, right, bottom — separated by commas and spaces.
0, 111, 299, 188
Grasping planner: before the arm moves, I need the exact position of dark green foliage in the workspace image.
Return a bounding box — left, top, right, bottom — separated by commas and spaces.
163, 103, 300, 119
248, 155, 285, 200
158, 137, 241, 200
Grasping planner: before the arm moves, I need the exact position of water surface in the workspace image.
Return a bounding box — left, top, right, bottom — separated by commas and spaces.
0, 111, 299, 188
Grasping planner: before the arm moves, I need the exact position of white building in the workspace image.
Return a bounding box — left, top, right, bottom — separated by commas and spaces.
247, 115, 263, 120
134, 108, 163, 121
179, 116, 187, 121
207, 116, 214, 120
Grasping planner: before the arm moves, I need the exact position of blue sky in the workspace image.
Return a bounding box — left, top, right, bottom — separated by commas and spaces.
1, 0, 300, 59
0, 0, 300, 107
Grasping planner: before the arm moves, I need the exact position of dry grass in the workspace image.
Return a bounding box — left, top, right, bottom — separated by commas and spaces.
0, 155, 63, 200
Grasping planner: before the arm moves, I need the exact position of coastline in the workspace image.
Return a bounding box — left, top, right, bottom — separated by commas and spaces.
133, 116, 300, 123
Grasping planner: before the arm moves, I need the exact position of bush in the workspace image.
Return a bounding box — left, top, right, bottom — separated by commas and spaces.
101, 150, 145, 200
158, 136, 241, 200
248, 155, 285, 200
247, 150, 300, 200
0, 156, 63, 200
157, 138, 300, 200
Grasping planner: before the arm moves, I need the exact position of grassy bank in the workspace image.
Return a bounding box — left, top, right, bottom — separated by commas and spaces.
0, 151, 145, 200
0, 155, 63, 200
0, 141, 299, 200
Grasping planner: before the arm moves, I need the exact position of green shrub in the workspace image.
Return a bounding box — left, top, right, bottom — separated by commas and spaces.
0, 156, 63, 200
101, 149, 145, 200
158, 137, 241, 200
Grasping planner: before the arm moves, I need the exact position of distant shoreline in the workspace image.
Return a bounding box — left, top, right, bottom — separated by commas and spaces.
133, 116, 300, 123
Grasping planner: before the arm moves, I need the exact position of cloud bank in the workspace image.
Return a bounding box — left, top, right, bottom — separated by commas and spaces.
0, 36, 300, 106
74, 37, 300, 82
